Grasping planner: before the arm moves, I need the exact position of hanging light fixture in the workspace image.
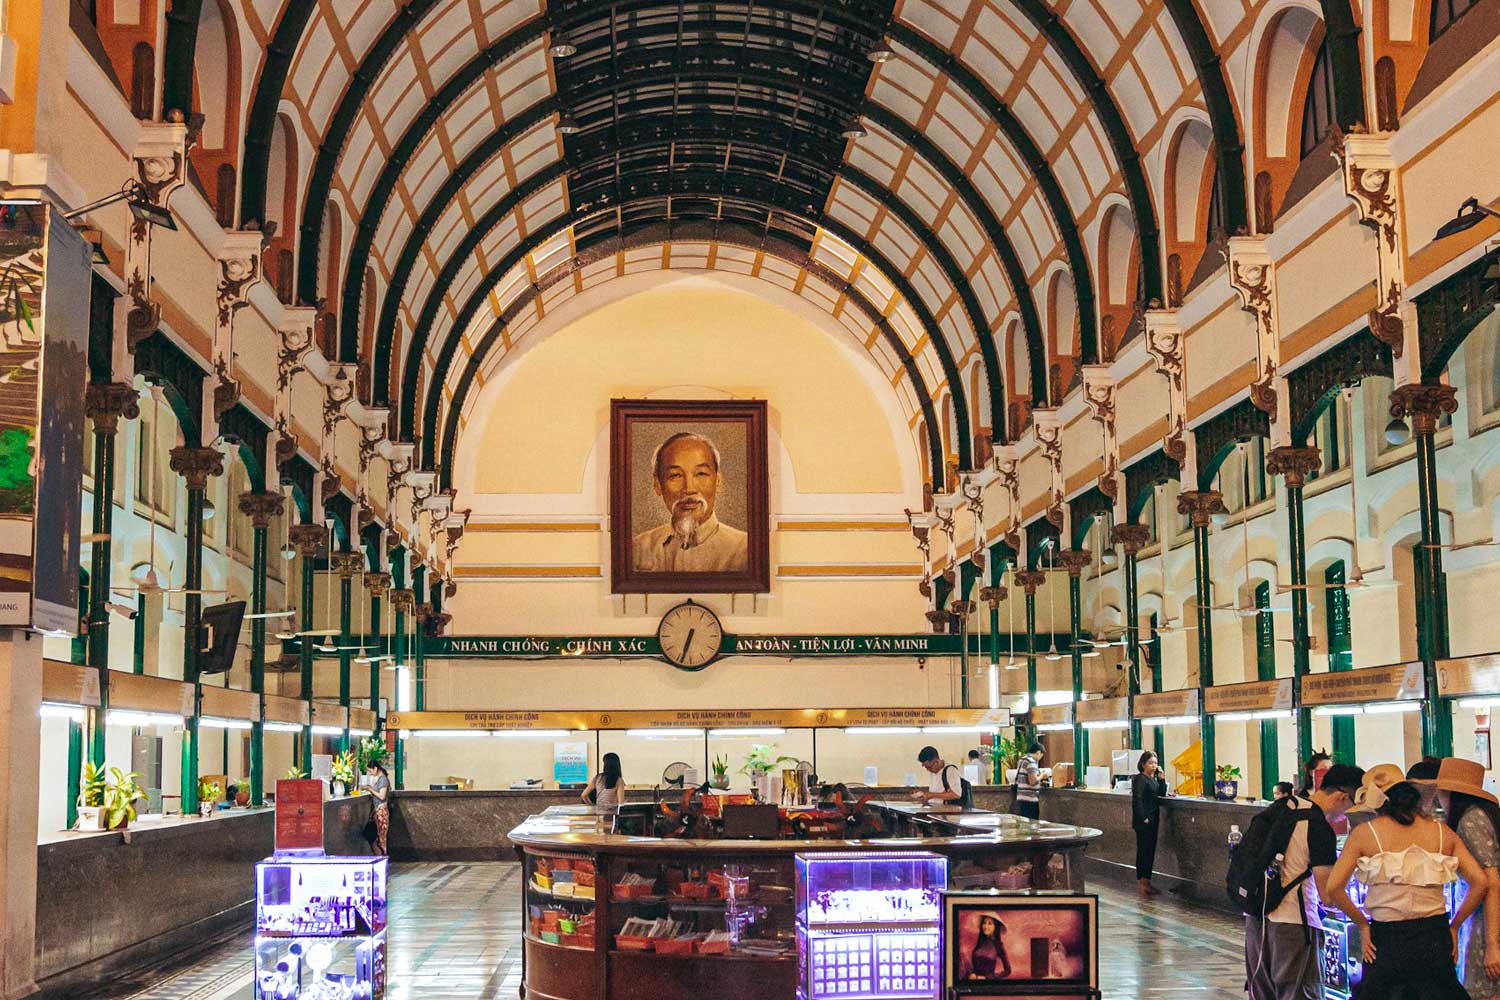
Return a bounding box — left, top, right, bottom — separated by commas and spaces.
866, 39, 895, 63
1383, 415, 1410, 447
548, 36, 577, 58
841, 119, 868, 139
556, 113, 582, 135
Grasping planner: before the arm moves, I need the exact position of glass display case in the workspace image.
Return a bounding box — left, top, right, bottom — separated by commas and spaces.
525, 851, 598, 950
796, 852, 947, 1000
255, 856, 388, 999
607, 854, 796, 957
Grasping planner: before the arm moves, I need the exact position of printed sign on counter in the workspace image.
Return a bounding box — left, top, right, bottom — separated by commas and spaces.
274, 779, 325, 854
553, 742, 589, 785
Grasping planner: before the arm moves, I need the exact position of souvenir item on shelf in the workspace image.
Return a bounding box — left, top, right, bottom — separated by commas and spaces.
255, 855, 388, 999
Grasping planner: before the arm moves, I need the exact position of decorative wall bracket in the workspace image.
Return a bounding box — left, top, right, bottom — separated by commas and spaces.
990, 444, 1022, 552
1032, 408, 1064, 528
275, 308, 316, 468
321, 363, 359, 437
406, 470, 437, 524
211, 230, 264, 420
1333, 128, 1415, 369
1144, 307, 1187, 465
1081, 365, 1119, 503
1226, 236, 1282, 418
126, 121, 190, 352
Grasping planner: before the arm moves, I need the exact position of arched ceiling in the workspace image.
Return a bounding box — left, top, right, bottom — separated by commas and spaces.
204, 0, 1375, 493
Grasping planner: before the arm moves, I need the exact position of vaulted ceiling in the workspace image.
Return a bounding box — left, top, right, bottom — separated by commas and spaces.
174, 0, 1367, 491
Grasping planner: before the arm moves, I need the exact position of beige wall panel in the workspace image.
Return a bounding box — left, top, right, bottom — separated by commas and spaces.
1277, 212, 1377, 339
1185, 308, 1257, 401
454, 531, 601, 564
1402, 96, 1500, 270
773, 529, 923, 564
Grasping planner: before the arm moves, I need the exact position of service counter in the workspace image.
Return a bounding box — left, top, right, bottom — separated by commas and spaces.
34, 795, 370, 995
509, 803, 1100, 1000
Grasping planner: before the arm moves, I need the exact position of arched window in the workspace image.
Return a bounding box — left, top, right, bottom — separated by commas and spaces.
1300, 43, 1336, 159
130, 43, 155, 119
1204, 164, 1226, 245
1431, 0, 1481, 40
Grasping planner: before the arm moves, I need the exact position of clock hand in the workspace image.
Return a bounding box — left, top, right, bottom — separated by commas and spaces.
683, 628, 696, 658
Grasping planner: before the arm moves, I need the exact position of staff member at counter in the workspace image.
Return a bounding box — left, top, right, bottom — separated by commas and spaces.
1131, 751, 1169, 898
914, 746, 971, 807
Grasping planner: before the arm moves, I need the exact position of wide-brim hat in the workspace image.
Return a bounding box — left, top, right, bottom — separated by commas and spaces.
1348, 763, 1406, 814
1431, 757, 1498, 806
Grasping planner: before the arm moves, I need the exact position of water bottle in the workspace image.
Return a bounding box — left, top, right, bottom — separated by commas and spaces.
1228, 824, 1243, 859
1266, 852, 1285, 884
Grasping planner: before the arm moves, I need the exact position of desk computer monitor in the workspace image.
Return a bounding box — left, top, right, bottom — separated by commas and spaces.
722, 804, 780, 840
612, 803, 655, 836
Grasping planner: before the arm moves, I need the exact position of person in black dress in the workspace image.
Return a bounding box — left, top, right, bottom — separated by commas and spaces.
968, 914, 1011, 979
1132, 750, 1169, 897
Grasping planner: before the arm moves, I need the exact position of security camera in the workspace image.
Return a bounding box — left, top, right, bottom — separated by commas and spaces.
105, 601, 138, 620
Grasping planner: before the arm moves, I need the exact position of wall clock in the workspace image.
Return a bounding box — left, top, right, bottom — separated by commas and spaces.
656, 600, 723, 671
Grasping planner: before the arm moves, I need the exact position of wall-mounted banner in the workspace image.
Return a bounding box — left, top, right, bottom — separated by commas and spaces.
1437, 655, 1500, 698
1205, 678, 1294, 715
386, 706, 1011, 732
1029, 703, 1072, 727
1300, 661, 1424, 706
1074, 697, 1128, 723
1132, 688, 1200, 720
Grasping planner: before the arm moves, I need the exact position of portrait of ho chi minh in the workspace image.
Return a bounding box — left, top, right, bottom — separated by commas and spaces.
631, 431, 749, 574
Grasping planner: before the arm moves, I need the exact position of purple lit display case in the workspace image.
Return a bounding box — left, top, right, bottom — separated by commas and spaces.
796, 852, 947, 1000
254, 856, 388, 1000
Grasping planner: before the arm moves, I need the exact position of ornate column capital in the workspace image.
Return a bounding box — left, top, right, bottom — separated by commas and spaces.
1013, 570, 1046, 594
168, 445, 223, 491
1111, 522, 1152, 555
977, 585, 1007, 609
1176, 489, 1226, 528
1265, 446, 1323, 489
390, 588, 417, 613
85, 382, 140, 433
331, 552, 366, 578
237, 490, 285, 529
950, 600, 977, 616
1389, 383, 1458, 435
288, 523, 327, 558
1059, 548, 1092, 577
364, 572, 392, 596
1144, 307, 1187, 464
1226, 236, 1281, 416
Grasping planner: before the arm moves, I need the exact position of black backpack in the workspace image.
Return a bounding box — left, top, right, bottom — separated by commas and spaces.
1226, 796, 1313, 918
940, 766, 975, 809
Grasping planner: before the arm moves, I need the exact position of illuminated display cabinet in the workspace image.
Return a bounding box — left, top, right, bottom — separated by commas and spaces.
255, 856, 388, 1000
1319, 869, 1464, 1000
796, 852, 948, 1000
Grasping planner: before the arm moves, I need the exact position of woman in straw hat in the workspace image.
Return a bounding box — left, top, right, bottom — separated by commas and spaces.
1433, 757, 1500, 996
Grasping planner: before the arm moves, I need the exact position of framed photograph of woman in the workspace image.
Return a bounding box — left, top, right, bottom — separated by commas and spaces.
944, 892, 1098, 994
609, 399, 769, 594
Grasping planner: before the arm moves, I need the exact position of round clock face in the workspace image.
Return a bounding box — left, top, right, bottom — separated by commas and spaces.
656, 602, 723, 671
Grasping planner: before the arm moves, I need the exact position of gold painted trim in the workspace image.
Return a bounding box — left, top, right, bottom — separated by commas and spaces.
453, 565, 603, 578
466, 521, 601, 533
776, 520, 909, 532
776, 564, 924, 577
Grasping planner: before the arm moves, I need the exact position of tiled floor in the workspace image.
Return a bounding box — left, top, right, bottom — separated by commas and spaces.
100, 863, 1245, 999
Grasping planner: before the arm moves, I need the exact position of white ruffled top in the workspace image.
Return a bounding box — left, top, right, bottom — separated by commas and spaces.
1355, 822, 1459, 923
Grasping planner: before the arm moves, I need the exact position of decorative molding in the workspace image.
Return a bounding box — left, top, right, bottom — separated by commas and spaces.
363, 571, 392, 596
237, 490, 285, 529
992, 444, 1022, 552
1081, 365, 1119, 502
288, 523, 326, 558
390, 588, 417, 613
1389, 383, 1458, 436
211, 231, 264, 420
406, 470, 437, 524
1175, 489, 1226, 528
126, 121, 190, 353
1265, 446, 1322, 490
1333, 128, 1415, 369
331, 551, 366, 578
1111, 523, 1152, 555
167, 445, 222, 491
1144, 307, 1187, 464
1032, 408, 1064, 528
275, 308, 316, 468
1059, 548, 1092, 577
85, 382, 140, 433
1225, 236, 1280, 417
1014, 570, 1046, 594
977, 585, 1007, 608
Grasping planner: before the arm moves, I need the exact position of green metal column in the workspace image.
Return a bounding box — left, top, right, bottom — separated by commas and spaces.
1015, 571, 1045, 746
1178, 490, 1226, 791
1147, 615, 1166, 764
289, 523, 325, 772
1267, 447, 1320, 771
1115, 525, 1151, 753
335, 552, 357, 753
1062, 550, 1090, 784
171, 446, 222, 815
366, 571, 388, 715
66, 717, 83, 830
392, 548, 409, 790
240, 491, 282, 806
1325, 563, 1356, 764
982, 545, 1008, 784
413, 565, 428, 714
1391, 384, 1457, 758
1254, 583, 1280, 798
85, 384, 137, 768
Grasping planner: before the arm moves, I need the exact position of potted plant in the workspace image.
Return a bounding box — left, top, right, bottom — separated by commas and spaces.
710, 755, 730, 790
740, 744, 795, 800
331, 750, 358, 797
103, 768, 145, 830
1214, 764, 1242, 801
283, 766, 308, 780
77, 760, 107, 830
234, 778, 251, 807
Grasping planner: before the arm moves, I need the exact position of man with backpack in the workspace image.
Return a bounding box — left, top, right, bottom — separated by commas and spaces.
1232, 763, 1364, 1000
914, 746, 974, 808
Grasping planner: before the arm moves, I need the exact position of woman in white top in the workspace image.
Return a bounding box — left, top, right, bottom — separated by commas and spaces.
582, 752, 625, 809
1326, 780, 1488, 998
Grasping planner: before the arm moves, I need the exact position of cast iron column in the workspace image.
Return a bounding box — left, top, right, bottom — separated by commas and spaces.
412, 565, 428, 713
1391, 384, 1459, 758
170, 445, 224, 814
366, 571, 390, 716
1267, 446, 1322, 769
289, 522, 326, 771
1177, 489, 1226, 793
1114, 524, 1152, 751
239, 490, 283, 806
1015, 571, 1046, 745
333, 552, 362, 752
1060, 549, 1092, 783
391, 586, 416, 790
84, 383, 138, 768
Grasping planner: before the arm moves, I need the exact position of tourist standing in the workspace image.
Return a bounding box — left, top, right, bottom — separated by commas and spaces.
1131, 750, 1168, 897
1013, 742, 1043, 820
1432, 758, 1500, 998
367, 761, 391, 856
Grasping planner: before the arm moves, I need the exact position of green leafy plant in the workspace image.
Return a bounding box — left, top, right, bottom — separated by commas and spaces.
739, 744, 796, 777
993, 734, 1023, 771
283, 766, 308, 780
199, 777, 224, 804
103, 768, 145, 829
1216, 764, 1242, 782
711, 754, 729, 777
331, 750, 358, 787
78, 760, 106, 808
357, 735, 389, 771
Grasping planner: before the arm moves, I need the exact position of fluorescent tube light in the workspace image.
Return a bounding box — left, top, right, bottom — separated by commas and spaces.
1217, 712, 1254, 723
1363, 702, 1418, 715
844, 726, 921, 735
264, 721, 305, 733
1138, 715, 1198, 727
624, 728, 703, 738
707, 728, 786, 737
1035, 723, 1072, 732
494, 729, 570, 739
39, 702, 85, 722
1081, 719, 1128, 730
200, 716, 253, 730
106, 710, 184, 728
1313, 705, 1363, 716
921, 725, 996, 734
311, 724, 345, 736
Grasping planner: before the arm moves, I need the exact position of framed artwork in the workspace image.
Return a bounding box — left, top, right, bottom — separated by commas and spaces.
609, 399, 769, 594
944, 892, 1098, 994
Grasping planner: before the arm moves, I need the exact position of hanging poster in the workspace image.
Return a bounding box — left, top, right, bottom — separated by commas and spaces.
609, 399, 769, 594
552, 741, 589, 786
